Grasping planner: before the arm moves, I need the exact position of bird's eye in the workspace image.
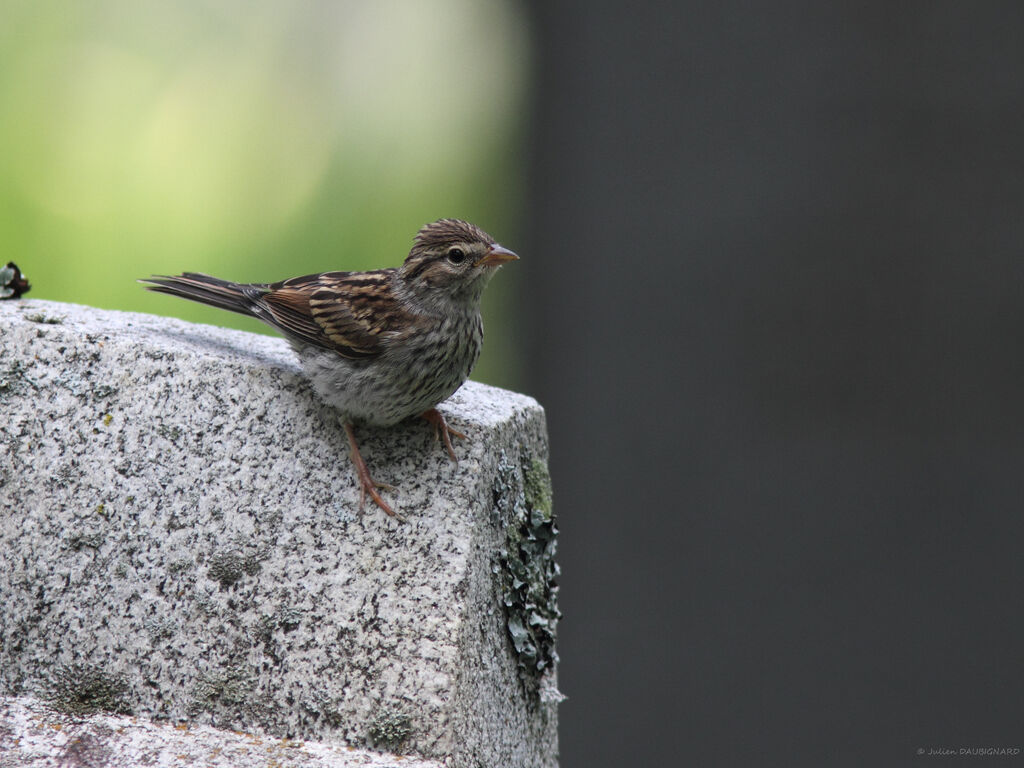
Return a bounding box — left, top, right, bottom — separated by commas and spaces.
447, 247, 467, 265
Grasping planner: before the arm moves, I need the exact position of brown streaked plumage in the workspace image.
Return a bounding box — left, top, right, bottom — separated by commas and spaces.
140, 218, 518, 521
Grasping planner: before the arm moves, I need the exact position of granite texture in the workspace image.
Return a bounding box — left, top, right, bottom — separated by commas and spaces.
0, 299, 560, 768
0, 695, 445, 768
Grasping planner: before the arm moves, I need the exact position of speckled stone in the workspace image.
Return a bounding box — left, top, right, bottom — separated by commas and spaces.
0, 299, 559, 768
0, 695, 446, 767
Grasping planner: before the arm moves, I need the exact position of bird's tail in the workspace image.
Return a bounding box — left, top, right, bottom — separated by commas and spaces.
139, 273, 267, 319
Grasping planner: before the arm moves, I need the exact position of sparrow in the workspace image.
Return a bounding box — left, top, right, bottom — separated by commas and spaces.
140, 218, 518, 521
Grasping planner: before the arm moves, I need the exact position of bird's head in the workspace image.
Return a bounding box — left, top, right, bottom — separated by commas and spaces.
399, 219, 518, 308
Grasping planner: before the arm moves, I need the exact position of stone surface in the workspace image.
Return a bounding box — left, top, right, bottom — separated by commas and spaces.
0, 299, 560, 768
0, 695, 444, 768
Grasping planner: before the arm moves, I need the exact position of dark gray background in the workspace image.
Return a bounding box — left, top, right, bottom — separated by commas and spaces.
522, 3, 1024, 766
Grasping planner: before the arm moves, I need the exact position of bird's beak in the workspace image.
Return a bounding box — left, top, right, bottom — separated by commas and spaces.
475, 244, 519, 267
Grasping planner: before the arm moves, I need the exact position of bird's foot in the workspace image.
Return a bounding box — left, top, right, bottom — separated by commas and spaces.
421, 408, 467, 464
344, 423, 405, 522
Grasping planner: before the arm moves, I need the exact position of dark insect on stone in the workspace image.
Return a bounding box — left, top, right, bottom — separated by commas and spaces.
0, 262, 30, 299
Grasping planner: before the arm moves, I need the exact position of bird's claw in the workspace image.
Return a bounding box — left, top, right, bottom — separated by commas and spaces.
344, 422, 405, 522
358, 479, 406, 523
421, 408, 467, 464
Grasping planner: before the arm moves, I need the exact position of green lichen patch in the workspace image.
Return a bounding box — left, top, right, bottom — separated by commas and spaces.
252, 614, 277, 652
0, 359, 30, 394
66, 532, 105, 551
90, 384, 118, 400
206, 546, 263, 589
166, 556, 194, 574
301, 690, 345, 728
524, 457, 553, 520
277, 605, 303, 632
157, 423, 182, 443
24, 311, 63, 324
493, 449, 561, 696
143, 614, 177, 641
251, 605, 302, 659
368, 708, 413, 750
206, 550, 246, 588
47, 663, 131, 716
189, 662, 274, 729
191, 666, 256, 713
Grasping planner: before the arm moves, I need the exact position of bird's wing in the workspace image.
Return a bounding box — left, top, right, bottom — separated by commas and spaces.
259, 270, 414, 360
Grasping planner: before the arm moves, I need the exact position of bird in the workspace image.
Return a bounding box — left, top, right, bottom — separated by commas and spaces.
140, 218, 518, 521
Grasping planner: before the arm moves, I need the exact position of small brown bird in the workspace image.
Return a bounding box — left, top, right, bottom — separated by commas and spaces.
141, 218, 518, 520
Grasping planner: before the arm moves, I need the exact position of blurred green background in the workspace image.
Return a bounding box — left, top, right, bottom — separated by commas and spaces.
0, 0, 530, 389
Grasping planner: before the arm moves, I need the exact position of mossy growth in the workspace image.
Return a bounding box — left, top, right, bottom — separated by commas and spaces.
493, 449, 561, 696
47, 663, 131, 716
368, 708, 413, 750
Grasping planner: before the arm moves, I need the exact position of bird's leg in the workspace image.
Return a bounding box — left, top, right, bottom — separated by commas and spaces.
343, 422, 404, 522
420, 408, 467, 464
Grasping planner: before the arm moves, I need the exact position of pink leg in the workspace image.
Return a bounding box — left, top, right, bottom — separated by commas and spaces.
344, 422, 404, 522
421, 408, 467, 464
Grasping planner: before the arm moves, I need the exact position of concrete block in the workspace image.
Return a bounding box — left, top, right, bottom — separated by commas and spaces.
0, 299, 560, 768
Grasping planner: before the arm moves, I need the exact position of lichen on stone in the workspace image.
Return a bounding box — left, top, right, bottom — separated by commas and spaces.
143, 614, 177, 641
166, 557, 194, 574
90, 384, 118, 399
206, 550, 246, 588
47, 663, 131, 716
368, 708, 413, 749
0, 359, 29, 394
206, 545, 263, 589
277, 605, 303, 631
523, 457, 553, 519
25, 312, 62, 324
66, 532, 105, 551
191, 665, 255, 714
157, 423, 182, 443
493, 449, 561, 696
